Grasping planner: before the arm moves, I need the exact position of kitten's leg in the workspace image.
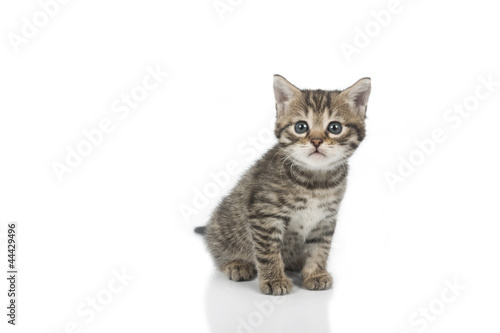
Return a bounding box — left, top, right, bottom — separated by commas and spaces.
205, 215, 256, 281
249, 216, 292, 295
301, 218, 335, 290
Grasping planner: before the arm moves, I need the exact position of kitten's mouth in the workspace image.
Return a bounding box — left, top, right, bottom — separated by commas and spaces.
309, 150, 326, 157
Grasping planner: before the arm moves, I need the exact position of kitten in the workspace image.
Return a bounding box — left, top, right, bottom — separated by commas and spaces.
196, 75, 371, 295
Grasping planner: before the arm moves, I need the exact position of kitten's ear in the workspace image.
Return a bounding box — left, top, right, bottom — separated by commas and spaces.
340, 78, 371, 117
273, 75, 301, 114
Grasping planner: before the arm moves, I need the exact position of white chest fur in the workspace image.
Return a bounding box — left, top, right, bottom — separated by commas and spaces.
287, 197, 330, 239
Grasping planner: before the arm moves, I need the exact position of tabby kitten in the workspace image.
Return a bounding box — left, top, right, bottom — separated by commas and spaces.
197, 75, 371, 295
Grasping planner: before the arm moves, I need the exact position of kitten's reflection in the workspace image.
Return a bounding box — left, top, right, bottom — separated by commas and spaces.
205, 272, 332, 333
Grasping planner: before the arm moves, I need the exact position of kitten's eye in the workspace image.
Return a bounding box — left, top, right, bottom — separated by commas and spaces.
294, 121, 309, 134
327, 121, 342, 134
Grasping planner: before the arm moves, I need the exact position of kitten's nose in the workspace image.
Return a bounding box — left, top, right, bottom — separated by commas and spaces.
311, 138, 323, 148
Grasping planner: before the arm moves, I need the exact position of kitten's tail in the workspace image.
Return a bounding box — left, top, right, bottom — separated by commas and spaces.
194, 226, 206, 235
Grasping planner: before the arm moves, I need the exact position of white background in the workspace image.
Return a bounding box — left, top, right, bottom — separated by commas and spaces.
1, 0, 499, 332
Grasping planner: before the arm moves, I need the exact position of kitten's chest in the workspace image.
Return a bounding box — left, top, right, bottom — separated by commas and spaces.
287, 194, 334, 237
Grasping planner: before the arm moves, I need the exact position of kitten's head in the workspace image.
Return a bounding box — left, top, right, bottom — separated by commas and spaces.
273, 75, 371, 171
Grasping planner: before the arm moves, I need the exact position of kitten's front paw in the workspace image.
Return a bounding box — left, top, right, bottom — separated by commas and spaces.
260, 278, 293, 295
303, 273, 333, 290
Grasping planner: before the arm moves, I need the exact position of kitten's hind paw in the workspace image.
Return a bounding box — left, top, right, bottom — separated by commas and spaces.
260, 278, 293, 295
303, 273, 333, 290
223, 261, 257, 281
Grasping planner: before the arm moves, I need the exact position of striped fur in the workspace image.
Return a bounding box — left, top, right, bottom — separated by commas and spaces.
204, 75, 371, 295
